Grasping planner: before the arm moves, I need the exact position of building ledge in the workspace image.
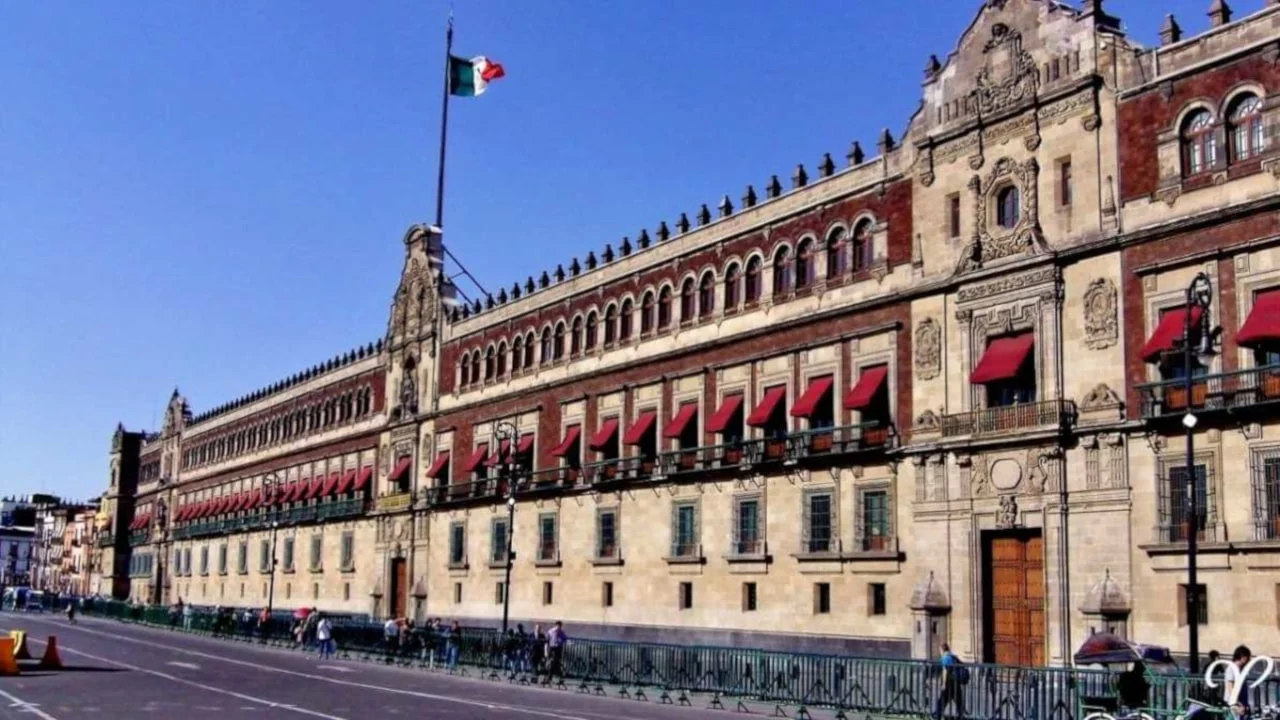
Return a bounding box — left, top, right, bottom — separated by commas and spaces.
1138, 541, 1230, 557
663, 555, 705, 565
590, 556, 623, 567
724, 553, 771, 565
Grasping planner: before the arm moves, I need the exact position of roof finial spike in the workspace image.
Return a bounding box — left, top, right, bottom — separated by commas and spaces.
1207, 0, 1231, 27
676, 212, 690, 234
637, 228, 651, 248
766, 174, 782, 199
697, 204, 711, 226
847, 141, 865, 167
656, 221, 670, 242
878, 128, 896, 155
620, 236, 632, 256
925, 54, 942, 80
1159, 14, 1182, 45
791, 163, 808, 189
818, 153, 835, 178
718, 194, 733, 218
742, 184, 757, 208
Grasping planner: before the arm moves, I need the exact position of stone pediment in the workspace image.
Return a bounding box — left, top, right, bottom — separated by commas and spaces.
387, 224, 449, 347
919, 0, 1088, 138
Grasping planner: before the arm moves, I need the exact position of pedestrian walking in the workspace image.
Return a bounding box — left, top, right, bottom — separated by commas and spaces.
445, 621, 461, 670
932, 643, 966, 720
545, 621, 567, 684
1223, 645, 1253, 720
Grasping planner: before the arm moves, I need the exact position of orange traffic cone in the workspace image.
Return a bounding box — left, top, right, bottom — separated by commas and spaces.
11, 631, 31, 660
38, 636, 62, 670
0, 638, 20, 676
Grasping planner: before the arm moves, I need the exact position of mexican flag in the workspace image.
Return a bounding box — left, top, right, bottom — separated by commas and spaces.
449, 55, 505, 97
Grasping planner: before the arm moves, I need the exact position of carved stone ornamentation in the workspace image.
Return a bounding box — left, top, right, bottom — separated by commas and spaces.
915, 409, 941, 430
914, 318, 942, 381
1081, 114, 1101, 132
1024, 134, 1041, 151
972, 462, 991, 497
970, 24, 1040, 116
996, 495, 1019, 529
1083, 278, 1119, 350
112, 422, 125, 452
955, 157, 1049, 273
1155, 185, 1180, 207
1081, 383, 1123, 410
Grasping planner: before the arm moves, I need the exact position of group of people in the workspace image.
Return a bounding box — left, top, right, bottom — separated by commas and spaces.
379, 617, 568, 681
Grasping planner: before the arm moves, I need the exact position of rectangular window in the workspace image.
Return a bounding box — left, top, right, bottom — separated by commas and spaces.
490, 518, 508, 565
948, 193, 961, 238
283, 537, 295, 572
200, 547, 209, 576
310, 536, 322, 571
596, 509, 618, 560
219, 545, 228, 575
734, 498, 762, 555
742, 582, 758, 612
672, 503, 699, 557
1058, 158, 1073, 207
861, 489, 891, 551
450, 522, 467, 566
602, 581, 614, 608
1259, 456, 1280, 541
173, 549, 182, 576
259, 540, 271, 573
542, 581, 554, 606
1178, 583, 1208, 626
679, 581, 693, 610
183, 548, 192, 576
805, 492, 834, 554
340, 532, 354, 571
494, 582, 505, 605
453, 582, 462, 604
538, 513, 558, 562
1167, 464, 1209, 543
814, 583, 831, 614
237, 542, 248, 575
869, 583, 887, 616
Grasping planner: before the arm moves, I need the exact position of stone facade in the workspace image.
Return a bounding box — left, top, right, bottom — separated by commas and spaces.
101, 0, 1280, 665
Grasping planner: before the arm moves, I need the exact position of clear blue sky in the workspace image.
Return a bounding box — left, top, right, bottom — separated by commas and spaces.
0, 0, 1212, 501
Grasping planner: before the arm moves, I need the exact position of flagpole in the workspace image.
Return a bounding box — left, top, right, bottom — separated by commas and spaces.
434, 13, 454, 229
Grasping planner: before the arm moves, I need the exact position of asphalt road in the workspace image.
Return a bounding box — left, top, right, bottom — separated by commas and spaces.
0, 613, 841, 720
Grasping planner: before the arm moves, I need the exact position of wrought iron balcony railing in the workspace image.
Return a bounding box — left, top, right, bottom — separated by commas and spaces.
940, 398, 1075, 438
1137, 364, 1280, 420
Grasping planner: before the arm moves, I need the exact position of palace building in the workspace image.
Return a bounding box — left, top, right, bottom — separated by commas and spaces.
96, 0, 1280, 665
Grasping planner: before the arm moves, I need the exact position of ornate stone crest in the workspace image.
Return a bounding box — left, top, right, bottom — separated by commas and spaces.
914, 409, 941, 430
996, 495, 1018, 529
956, 158, 1049, 273
914, 318, 942, 381
1080, 383, 1123, 411
971, 24, 1040, 116
1083, 278, 1118, 350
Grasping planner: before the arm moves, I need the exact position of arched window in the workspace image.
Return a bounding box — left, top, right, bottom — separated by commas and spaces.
585, 311, 598, 350
1181, 109, 1217, 176
657, 287, 672, 329
996, 187, 1020, 229
1229, 95, 1264, 162
496, 341, 507, 377
641, 291, 655, 333
524, 332, 535, 370
680, 278, 696, 321
745, 257, 762, 304
553, 322, 566, 361
619, 299, 634, 341
484, 347, 495, 380
459, 354, 470, 386
699, 272, 715, 318
826, 228, 847, 278
512, 336, 524, 372
772, 247, 792, 296
604, 305, 617, 344
850, 221, 872, 272
724, 263, 741, 309
540, 328, 553, 365
795, 239, 814, 290
571, 317, 583, 355
470, 352, 481, 385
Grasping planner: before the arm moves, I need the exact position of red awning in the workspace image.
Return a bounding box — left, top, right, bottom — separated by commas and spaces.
336, 469, 356, 494
352, 466, 372, 492
201, 500, 214, 518
1139, 306, 1204, 362
174, 506, 187, 522
589, 418, 619, 450
663, 403, 698, 439
746, 386, 787, 427
389, 457, 412, 483
971, 333, 1035, 384
706, 394, 743, 434
550, 426, 581, 457
248, 489, 263, 510
623, 411, 657, 445
306, 476, 326, 500
212, 497, 226, 515
845, 365, 889, 410
426, 452, 451, 479
291, 481, 309, 502
461, 445, 489, 473
235, 493, 249, 511
486, 439, 512, 467
1238, 290, 1280, 348
516, 433, 535, 454
791, 376, 834, 418
321, 472, 341, 497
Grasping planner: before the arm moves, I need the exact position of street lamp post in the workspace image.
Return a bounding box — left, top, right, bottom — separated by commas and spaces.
1178, 272, 1219, 675
494, 421, 520, 635
264, 474, 285, 621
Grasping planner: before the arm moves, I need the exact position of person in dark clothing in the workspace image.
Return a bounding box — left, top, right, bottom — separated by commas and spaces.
1116, 661, 1150, 711
932, 643, 964, 720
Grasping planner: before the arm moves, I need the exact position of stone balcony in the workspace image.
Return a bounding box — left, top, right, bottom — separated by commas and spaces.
938, 398, 1076, 440
1136, 364, 1280, 422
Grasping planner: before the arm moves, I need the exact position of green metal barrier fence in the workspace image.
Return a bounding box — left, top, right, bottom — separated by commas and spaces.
63, 600, 1279, 719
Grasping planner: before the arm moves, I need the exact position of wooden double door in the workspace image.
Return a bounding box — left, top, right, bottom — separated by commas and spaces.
983, 530, 1045, 666
389, 558, 407, 619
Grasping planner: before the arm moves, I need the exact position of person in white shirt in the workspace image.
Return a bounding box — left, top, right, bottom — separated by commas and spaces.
316, 614, 334, 659
1223, 645, 1253, 720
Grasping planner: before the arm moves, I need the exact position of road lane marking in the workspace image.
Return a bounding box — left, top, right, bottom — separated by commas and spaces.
316, 665, 352, 673
0, 687, 61, 720
22, 620, 597, 720
13, 634, 347, 720
167, 661, 201, 670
